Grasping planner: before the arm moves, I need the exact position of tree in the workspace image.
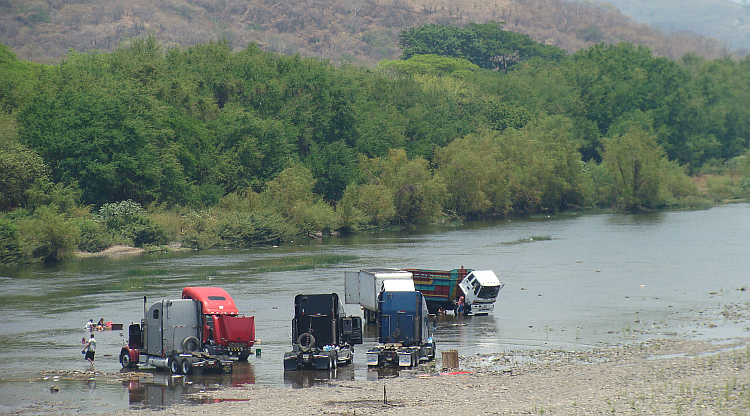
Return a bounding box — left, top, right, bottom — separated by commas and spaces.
17, 205, 80, 262
437, 116, 586, 215
377, 54, 480, 77
357, 149, 446, 224
0, 117, 49, 211
260, 165, 338, 235
399, 22, 567, 71
564, 42, 692, 164
599, 127, 672, 210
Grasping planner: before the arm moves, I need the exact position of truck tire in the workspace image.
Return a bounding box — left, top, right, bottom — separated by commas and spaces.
238, 351, 251, 361
180, 357, 193, 375
182, 336, 201, 353
120, 351, 133, 368
297, 332, 316, 348
169, 356, 182, 374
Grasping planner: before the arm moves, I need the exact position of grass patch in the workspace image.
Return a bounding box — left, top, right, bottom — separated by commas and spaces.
252, 254, 358, 272
117, 275, 163, 291
119, 268, 169, 291
502, 236, 552, 245
194, 268, 222, 280
124, 268, 168, 277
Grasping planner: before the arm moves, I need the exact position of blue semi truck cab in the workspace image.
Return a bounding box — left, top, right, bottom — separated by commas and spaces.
366, 290, 436, 368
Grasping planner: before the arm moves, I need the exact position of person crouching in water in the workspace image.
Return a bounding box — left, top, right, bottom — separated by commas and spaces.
82, 333, 96, 365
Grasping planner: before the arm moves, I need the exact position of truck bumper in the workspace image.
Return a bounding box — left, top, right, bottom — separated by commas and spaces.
469, 302, 494, 314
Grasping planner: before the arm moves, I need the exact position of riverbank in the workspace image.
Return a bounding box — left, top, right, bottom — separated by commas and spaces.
75, 243, 192, 259
99, 337, 750, 416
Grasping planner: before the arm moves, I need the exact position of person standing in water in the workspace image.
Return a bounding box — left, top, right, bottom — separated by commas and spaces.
456, 296, 466, 316
82, 333, 96, 365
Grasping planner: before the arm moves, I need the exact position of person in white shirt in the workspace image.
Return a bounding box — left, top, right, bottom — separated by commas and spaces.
82, 333, 96, 364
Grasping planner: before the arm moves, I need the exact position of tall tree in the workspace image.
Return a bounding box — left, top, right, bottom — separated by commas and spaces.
399, 22, 566, 71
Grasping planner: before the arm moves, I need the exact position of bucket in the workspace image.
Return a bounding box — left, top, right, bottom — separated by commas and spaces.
442, 349, 459, 369
255, 348, 261, 356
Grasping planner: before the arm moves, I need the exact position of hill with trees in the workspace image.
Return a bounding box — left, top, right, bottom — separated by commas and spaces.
0, 0, 735, 67
2, 21, 750, 266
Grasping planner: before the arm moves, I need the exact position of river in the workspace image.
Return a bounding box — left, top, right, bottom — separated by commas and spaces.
1, 203, 749, 414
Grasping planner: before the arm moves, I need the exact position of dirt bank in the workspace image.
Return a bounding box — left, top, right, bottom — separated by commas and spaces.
76, 244, 145, 258
102, 338, 750, 416
75, 243, 190, 259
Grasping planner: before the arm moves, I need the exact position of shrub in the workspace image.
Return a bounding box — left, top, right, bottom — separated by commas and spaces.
77, 219, 113, 253
94, 200, 144, 230
0, 217, 22, 265
125, 217, 169, 247
18, 205, 79, 262
215, 211, 296, 247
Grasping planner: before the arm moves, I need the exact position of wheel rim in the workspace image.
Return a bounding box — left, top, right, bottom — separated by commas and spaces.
170, 357, 181, 374
181, 359, 192, 374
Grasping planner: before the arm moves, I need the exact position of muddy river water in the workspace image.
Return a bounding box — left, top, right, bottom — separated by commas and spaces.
1, 204, 749, 414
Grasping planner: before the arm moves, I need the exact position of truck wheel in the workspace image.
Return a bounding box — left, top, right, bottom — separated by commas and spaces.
297, 332, 316, 348
120, 351, 132, 368
238, 351, 251, 361
182, 336, 201, 353
180, 357, 193, 375
169, 356, 182, 374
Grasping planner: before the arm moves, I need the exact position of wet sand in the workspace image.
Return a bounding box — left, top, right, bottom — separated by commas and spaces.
100, 337, 750, 416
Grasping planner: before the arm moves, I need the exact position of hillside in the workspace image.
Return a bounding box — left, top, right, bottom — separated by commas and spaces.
0, 0, 732, 65
590, 0, 750, 52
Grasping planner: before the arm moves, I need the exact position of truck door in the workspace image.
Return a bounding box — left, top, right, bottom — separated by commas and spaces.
145, 302, 164, 354
340, 316, 362, 345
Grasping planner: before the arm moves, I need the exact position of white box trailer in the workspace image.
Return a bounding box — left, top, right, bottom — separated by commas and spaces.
143, 299, 200, 356
345, 268, 414, 324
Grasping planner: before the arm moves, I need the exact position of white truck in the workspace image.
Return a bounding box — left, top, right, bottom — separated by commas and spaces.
345, 268, 415, 325
407, 267, 504, 316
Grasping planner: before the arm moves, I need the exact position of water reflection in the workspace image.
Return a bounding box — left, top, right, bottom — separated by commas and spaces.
605, 211, 665, 226
365, 366, 402, 381
282, 365, 355, 388
124, 362, 256, 409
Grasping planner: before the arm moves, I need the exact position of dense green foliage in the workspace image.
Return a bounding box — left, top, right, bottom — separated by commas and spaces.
398, 22, 567, 70
2, 24, 750, 265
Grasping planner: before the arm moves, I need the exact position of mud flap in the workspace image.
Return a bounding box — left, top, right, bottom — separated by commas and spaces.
366, 350, 380, 366
283, 352, 299, 371
315, 354, 331, 370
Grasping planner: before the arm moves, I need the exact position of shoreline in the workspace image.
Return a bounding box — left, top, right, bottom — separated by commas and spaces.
99, 337, 750, 416
75, 243, 191, 259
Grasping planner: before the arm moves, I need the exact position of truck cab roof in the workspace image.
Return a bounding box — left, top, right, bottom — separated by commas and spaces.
294, 293, 343, 318
182, 287, 239, 315
468, 270, 502, 286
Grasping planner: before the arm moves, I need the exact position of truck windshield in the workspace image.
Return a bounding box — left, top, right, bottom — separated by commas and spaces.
477, 285, 500, 299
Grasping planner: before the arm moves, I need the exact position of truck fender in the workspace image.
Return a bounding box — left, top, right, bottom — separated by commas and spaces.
297, 332, 316, 348
119, 347, 138, 368
182, 336, 201, 353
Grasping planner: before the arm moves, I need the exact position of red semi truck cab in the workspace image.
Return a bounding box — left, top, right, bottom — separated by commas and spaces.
182, 287, 256, 360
